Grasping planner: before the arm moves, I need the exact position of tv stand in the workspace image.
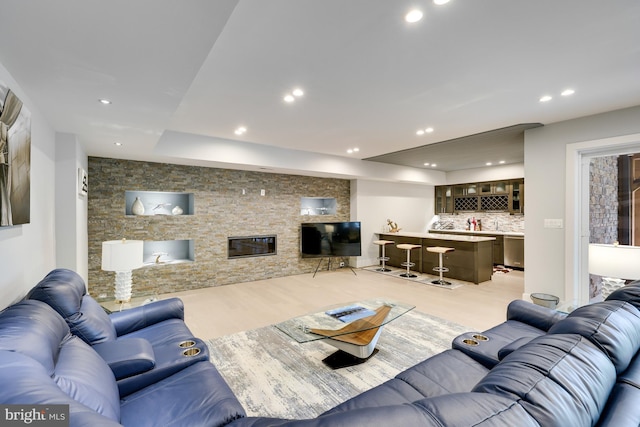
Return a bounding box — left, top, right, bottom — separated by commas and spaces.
312, 257, 357, 278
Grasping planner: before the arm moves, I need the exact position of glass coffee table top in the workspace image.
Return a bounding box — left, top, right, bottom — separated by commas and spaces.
274, 298, 415, 343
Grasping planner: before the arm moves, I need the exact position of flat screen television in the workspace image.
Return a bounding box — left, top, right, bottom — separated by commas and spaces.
300, 221, 362, 258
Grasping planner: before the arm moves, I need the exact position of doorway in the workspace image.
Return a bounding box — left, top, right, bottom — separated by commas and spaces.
565, 133, 640, 306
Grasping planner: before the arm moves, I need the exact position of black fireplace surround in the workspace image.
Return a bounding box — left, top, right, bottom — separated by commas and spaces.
228, 235, 277, 259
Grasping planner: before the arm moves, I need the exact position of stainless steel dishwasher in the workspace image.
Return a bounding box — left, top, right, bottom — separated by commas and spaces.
504, 235, 524, 269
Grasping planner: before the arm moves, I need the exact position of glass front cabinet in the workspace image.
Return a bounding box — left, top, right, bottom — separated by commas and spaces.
435, 186, 454, 214
435, 179, 524, 214
510, 179, 524, 214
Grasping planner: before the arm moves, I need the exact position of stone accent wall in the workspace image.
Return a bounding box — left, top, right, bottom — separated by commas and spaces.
589, 156, 618, 244
588, 155, 619, 300
88, 158, 351, 299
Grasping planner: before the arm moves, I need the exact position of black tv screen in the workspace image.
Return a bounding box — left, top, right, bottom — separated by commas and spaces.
301, 222, 362, 258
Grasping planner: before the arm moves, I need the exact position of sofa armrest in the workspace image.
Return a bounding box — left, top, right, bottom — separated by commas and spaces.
93, 338, 155, 380
109, 298, 185, 337
506, 299, 566, 331
497, 336, 535, 361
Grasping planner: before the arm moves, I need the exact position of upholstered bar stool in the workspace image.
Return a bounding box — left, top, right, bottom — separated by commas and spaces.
426, 246, 455, 285
373, 240, 394, 272
396, 243, 421, 278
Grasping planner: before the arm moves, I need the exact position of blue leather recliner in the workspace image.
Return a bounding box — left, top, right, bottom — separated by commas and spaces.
27, 268, 213, 397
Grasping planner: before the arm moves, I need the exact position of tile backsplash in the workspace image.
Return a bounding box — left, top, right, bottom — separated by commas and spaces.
434, 213, 524, 233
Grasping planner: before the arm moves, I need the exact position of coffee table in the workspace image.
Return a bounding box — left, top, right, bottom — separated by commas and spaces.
275, 299, 415, 369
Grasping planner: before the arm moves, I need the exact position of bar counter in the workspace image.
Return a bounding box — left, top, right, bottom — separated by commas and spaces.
376, 232, 495, 284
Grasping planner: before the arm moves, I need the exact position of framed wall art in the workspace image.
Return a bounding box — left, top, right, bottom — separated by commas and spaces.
0, 81, 31, 227
78, 168, 88, 196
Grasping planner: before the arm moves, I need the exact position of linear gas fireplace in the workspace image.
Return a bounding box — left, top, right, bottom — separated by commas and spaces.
228, 235, 277, 259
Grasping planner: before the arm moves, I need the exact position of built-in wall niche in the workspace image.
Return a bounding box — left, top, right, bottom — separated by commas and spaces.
143, 240, 194, 265
125, 191, 194, 216
300, 197, 337, 215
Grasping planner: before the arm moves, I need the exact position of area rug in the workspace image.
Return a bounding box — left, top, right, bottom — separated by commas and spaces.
362, 265, 466, 289
205, 310, 470, 419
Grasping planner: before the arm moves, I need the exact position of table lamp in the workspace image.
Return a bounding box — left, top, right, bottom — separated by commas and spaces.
102, 239, 144, 302
588, 243, 640, 299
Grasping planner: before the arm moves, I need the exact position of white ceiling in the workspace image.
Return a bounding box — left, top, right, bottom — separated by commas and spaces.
0, 0, 638, 174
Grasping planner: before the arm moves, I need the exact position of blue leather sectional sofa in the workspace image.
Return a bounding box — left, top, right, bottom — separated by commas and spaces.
2, 268, 640, 426
1, 269, 245, 427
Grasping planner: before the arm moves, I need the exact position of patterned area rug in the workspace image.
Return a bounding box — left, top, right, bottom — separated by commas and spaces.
362, 265, 466, 289
205, 310, 469, 419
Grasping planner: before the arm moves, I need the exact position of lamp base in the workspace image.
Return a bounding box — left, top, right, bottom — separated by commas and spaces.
114, 270, 133, 303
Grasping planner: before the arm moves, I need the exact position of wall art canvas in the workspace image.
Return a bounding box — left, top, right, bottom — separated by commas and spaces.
0, 81, 31, 226
78, 168, 88, 196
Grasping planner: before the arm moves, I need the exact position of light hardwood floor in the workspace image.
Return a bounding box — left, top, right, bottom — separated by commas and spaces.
163, 267, 524, 339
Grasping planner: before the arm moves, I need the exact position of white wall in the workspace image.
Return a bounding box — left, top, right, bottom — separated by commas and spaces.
55, 133, 88, 282
446, 163, 524, 184
524, 105, 640, 302
351, 179, 433, 267
0, 62, 57, 309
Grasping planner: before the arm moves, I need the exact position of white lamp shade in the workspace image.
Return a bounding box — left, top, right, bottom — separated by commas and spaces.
588, 244, 640, 280
102, 240, 144, 272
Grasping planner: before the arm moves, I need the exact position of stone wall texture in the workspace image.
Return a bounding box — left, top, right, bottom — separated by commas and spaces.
589, 156, 618, 244
88, 157, 351, 300
588, 155, 619, 299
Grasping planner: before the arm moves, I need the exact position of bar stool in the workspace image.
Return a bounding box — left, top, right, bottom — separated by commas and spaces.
426, 246, 455, 285
396, 243, 421, 278
373, 240, 394, 272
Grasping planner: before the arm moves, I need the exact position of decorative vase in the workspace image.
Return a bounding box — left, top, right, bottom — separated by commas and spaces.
132, 197, 145, 215
172, 205, 184, 215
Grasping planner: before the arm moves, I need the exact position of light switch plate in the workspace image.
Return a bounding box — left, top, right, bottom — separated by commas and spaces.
544, 218, 563, 228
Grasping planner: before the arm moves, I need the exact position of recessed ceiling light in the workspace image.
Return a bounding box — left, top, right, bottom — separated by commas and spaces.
561, 88, 575, 96
416, 129, 425, 136
424, 162, 430, 166
234, 126, 247, 135
425, 127, 434, 133
347, 149, 353, 154
433, 0, 450, 5
486, 162, 492, 166
99, 99, 111, 105
405, 9, 423, 23
292, 88, 304, 97
539, 95, 553, 102
499, 160, 506, 164
353, 147, 360, 152
114, 142, 122, 146
283, 94, 295, 103
431, 164, 437, 167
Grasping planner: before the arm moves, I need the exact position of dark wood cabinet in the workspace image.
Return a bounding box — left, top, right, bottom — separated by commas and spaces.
509, 179, 524, 214
434, 186, 454, 214
377, 233, 494, 284
435, 179, 524, 214
429, 230, 505, 266
479, 181, 508, 195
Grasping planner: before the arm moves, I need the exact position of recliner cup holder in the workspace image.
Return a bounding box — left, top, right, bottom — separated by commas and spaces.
182, 348, 201, 357
178, 340, 196, 348
472, 334, 489, 341
462, 339, 479, 346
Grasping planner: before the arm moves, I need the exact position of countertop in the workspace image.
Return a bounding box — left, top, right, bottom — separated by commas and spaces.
377, 231, 496, 242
